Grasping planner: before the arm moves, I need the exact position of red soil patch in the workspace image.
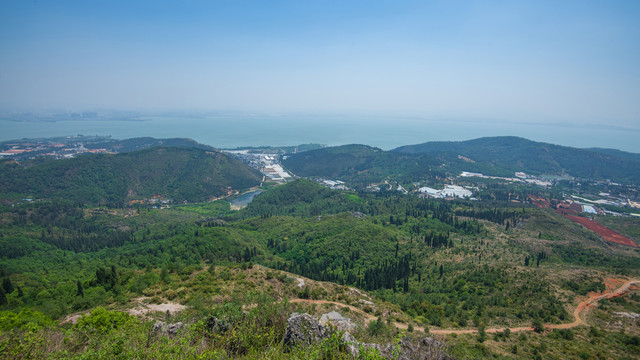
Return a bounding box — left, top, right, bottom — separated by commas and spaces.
556, 203, 582, 215
560, 213, 637, 247
530, 194, 638, 247
529, 195, 550, 208
603, 278, 627, 291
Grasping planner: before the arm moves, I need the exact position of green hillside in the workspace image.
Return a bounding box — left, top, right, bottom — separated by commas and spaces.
86, 137, 217, 153
0, 147, 262, 206
2, 177, 640, 359
393, 136, 640, 184
584, 147, 640, 162
282, 144, 443, 185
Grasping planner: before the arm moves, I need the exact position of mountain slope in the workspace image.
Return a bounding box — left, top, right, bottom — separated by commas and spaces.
282, 144, 442, 184
584, 147, 640, 163
86, 137, 217, 153
393, 136, 640, 183
0, 147, 262, 205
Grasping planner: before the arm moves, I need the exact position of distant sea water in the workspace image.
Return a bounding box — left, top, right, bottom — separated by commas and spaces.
1, 114, 638, 153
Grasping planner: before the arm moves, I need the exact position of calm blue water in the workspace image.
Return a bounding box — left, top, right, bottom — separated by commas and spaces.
229, 191, 263, 207
1, 114, 638, 153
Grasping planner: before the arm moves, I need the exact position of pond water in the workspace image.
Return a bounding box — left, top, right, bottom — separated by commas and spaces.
229, 190, 263, 208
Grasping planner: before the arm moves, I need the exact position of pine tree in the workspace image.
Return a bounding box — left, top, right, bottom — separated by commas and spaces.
2, 278, 14, 294
0, 288, 6, 305
532, 318, 544, 333
77, 280, 84, 297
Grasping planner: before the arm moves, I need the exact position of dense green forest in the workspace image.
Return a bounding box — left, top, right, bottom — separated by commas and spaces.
0, 147, 262, 206
393, 136, 640, 184
1, 147, 640, 358
85, 136, 218, 153
282, 144, 447, 186
3, 179, 638, 320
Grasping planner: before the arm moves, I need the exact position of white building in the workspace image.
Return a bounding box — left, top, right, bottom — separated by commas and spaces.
441, 185, 472, 198
418, 187, 440, 196
418, 185, 472, 199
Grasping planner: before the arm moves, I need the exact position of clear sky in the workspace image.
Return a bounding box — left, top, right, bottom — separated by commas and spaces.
1, 0, 639, 128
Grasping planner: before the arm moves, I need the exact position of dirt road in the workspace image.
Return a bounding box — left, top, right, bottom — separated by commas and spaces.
291, 279, 640, 335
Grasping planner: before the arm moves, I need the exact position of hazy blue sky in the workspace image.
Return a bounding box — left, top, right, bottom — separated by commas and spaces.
1, 0, 639, 128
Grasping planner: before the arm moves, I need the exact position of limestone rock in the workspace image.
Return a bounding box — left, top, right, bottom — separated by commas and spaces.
207, 316, 229, 333
342, 334, 450, 360
283, 313, 330, 349
151, 321, 185, 337
320, 311, 357, 331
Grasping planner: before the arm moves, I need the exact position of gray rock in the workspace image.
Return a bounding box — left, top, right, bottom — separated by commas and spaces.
151, 321, 185, 337
320, 311, 357, 331
342, 334, 450, 360
283, 313, 330, 349
282, 313, 451, 359
422, 337, 443, 349
207, 316, 229, 333
389, 336, 450, 360
167, 322, 185, 336
152, 321, 164, 334
342, 331, 360, 357
614, 312, 640, 319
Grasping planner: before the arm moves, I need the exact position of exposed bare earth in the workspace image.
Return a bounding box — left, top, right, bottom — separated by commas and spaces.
292, 278, 640, 335
528, 195, 637, 247
561, 213, 638, 247
127, 297, 187, 317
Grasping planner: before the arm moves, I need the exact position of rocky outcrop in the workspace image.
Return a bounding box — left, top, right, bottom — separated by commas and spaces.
391, 336, 450, 360
342, 331, 450, 360
283, 313, 330, 349
320, 311, 357, 332
207, 316, 230, 333
151, 321, 185, 337
285, 313, 450, 359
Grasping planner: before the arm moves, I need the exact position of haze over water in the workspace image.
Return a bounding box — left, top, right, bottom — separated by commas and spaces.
1, 2, 639, 152
1, 113, 638, 153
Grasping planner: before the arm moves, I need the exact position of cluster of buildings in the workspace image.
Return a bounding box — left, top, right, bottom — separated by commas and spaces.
128, 195, 172, 208
571, 195, 640, 212
0, 138, 114, 160
225, 150, 292, 183
417, 185, 473, 199
459, 171, 553, 187
318, 179, 349, 190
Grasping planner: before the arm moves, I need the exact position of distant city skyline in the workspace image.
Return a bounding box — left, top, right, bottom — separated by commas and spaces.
1, 1, 639, 131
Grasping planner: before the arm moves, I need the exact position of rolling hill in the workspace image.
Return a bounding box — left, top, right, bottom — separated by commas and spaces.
393, 136, 640, 184
85, 137, 217, 153
0, 147, 262, 205
282, 144, 443, 184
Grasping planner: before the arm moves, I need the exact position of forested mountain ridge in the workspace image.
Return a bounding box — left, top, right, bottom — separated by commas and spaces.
584, 147, 640, 162
393, 136, 640, 184
0, 147, 262, 206
86, 137, 217, 153
282, 144, 444, 184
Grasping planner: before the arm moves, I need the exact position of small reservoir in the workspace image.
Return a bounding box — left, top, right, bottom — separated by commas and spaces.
229, 190, 263, 210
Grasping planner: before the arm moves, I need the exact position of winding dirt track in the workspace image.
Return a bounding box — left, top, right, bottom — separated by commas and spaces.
291, 279, 640, 335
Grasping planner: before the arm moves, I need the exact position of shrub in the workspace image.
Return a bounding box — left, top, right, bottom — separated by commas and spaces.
74, 307, 134, 334
0, 308, 52, 331
368, 317, 388, 337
